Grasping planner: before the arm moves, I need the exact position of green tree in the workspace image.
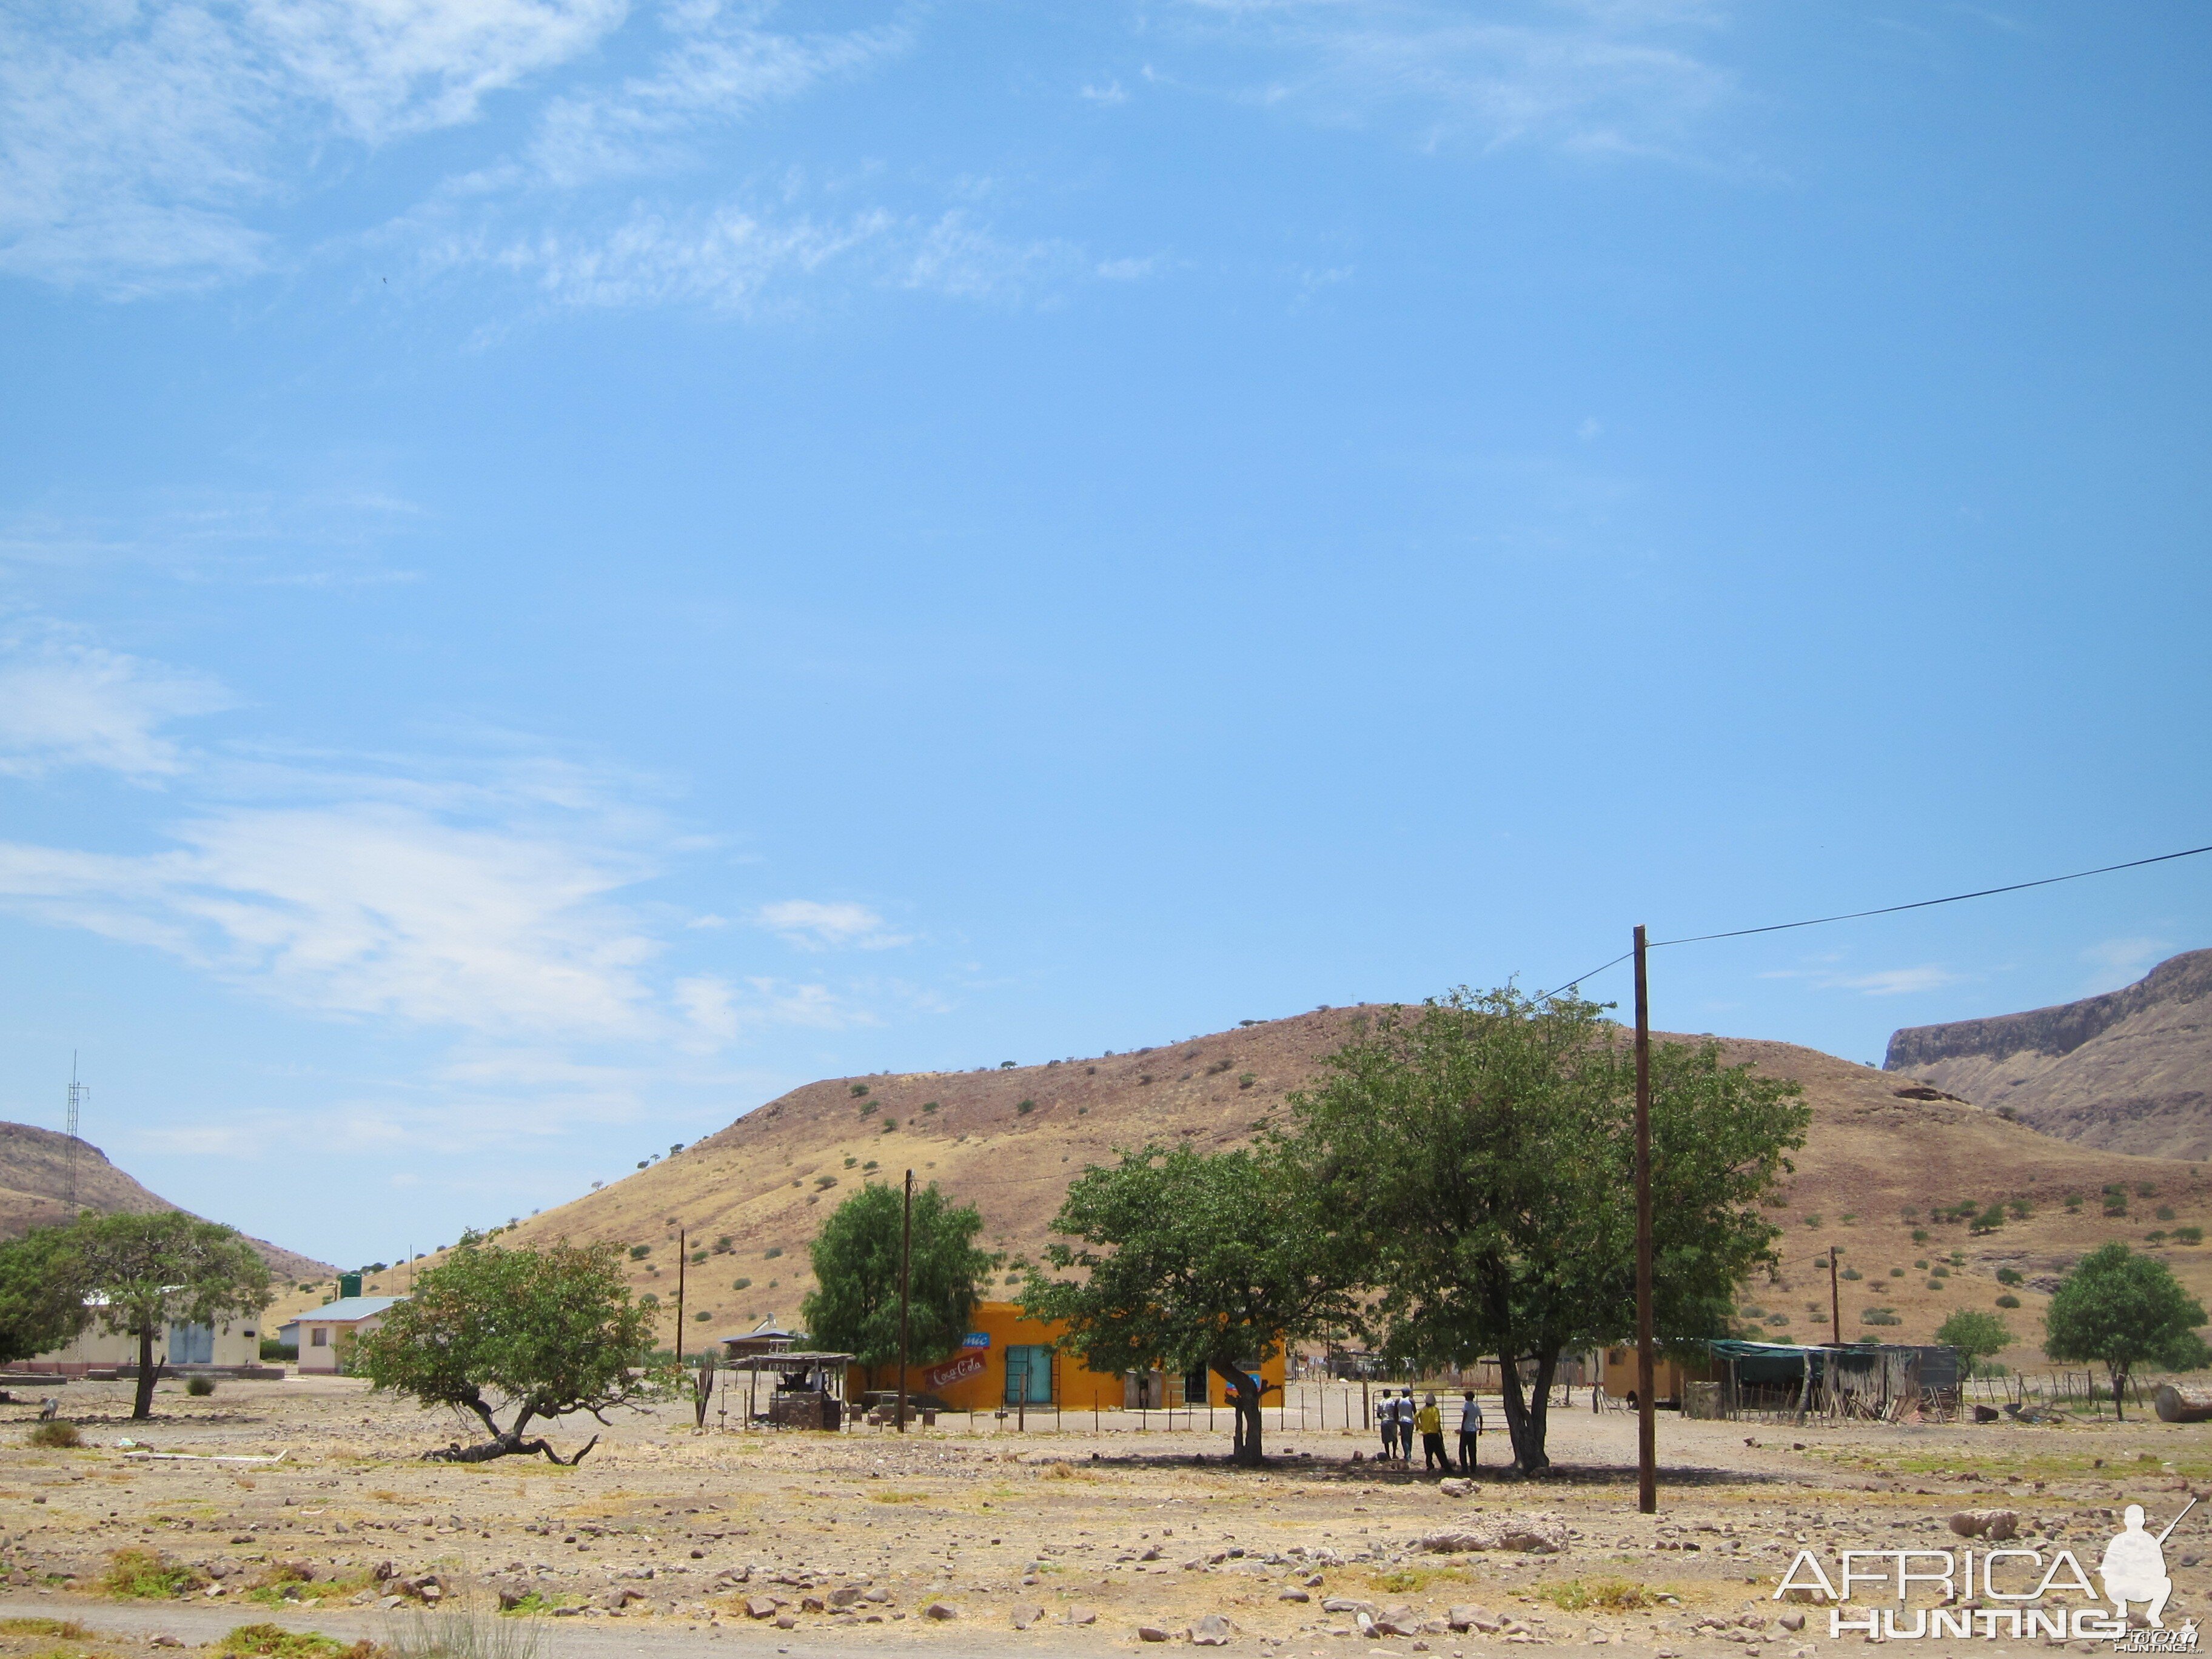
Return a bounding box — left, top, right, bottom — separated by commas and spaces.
0, 1224, 93, 1367
2043, 1241, 2210, 1421
1286, 988, 1806, 1472
802, 1180, 994, 1383
1936, 1308, 2014, 1370
354, 1235, 657, 1463
1022, 1142, 1359, 1466
70, 1212, 272, 1420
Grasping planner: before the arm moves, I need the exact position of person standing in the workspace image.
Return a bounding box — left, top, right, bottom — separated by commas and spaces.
1377, 1386, 1397, 1462
1457, 1389, 1483, 1472
1395, 1389, 1415, 1460
1416, 1392, 1448, 1472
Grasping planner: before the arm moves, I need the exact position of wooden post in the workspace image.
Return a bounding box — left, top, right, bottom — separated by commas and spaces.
896, 1170, 914, 1433
1829, 1247, 1842, 1346
1634, 924, 1656, 1515
675, 1227, 686, 1366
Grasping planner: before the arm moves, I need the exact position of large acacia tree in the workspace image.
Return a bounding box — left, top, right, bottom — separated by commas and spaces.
1022, 1142, 1360, 1466
1286, 987, 1806, 1472
803, 1179, 994, 1385
70, 1212, 272, 1420
354, 1235, 658, 1463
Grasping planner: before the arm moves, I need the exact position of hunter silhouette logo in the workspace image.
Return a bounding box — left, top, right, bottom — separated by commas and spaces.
1773, 1497, 2200, 1644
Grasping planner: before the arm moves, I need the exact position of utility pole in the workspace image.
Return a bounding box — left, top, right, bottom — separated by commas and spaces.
896, 1170, 914, 1433
1829, 1247, 1842, 1347
675, 1227, 686, 1367
1633, 924, 1657, 1516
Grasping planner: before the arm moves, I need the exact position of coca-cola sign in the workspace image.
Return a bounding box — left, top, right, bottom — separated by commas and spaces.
924, 1352, 987, 1392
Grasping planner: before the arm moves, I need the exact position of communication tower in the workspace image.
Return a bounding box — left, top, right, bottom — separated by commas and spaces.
64, 1053, 86, 1217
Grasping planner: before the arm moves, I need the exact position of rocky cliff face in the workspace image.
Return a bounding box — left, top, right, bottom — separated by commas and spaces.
1885, 949, 2212, 1158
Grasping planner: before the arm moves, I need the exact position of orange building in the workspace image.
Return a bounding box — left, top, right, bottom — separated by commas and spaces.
851, 1301, 1286, 1413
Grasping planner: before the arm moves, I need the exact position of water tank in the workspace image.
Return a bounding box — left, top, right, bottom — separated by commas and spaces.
339, 1272, 363, 1299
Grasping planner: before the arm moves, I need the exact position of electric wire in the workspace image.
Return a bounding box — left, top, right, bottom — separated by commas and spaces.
1533, 839, 2212, 1002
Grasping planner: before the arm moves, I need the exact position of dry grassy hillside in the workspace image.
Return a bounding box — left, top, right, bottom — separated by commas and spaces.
461, 1009, 2212, 1372
0, 1119, 333, 1285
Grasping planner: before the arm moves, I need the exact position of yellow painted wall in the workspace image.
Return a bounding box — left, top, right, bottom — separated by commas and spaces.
851, 1301, 1285, 1413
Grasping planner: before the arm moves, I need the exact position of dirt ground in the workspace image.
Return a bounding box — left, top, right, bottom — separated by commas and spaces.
6, 1375, 2212, 1658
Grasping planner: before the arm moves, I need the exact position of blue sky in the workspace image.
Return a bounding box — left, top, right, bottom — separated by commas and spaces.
1, 0, 2207, 1269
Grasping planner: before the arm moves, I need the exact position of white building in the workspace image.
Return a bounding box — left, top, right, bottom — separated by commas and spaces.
19, 1299, 264, 1375
278, 1296, 403, 1373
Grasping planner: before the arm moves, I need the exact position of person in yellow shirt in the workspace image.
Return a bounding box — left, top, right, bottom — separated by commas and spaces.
1416, 1392, 1449, 1472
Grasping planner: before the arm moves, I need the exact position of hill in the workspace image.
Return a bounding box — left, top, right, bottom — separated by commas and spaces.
1885, 947, 2212, 1159
477, 1005, 2212, 1372
0, 1120, 332, 1286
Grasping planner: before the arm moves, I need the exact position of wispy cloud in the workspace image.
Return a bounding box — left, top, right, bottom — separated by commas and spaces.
2080, 935, 2173, 993
0, 0, 627, 293
526, 3, 906, 189
0, 626, 923, 1045
756, 899, 912, 951
0, 624, 233, 780
1760, 960, 1967, 997
1164, 0, 1738, 163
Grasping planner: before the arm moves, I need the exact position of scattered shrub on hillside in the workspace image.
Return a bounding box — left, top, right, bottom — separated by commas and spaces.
635, 1161, 648, 1170
1860, 1308, 1900, 1327
1803, 1215, 1823, 1228
1997, 1267, 2024, 1286
1766, 1313, 1791, 1328
1914, 1259, 1929, 1269
2009, 1198, 2033, 1219
1840, 1267, 1862, 1281
843, 1156, 857, 1168
1888, 1267, 1904, 1278
1900, 1207, 1920, 1221
862, 1161, 878, 1171
1016, 1100, 1034, 1116
186, 1376, 216, 1396
2157, 1206, 2177, 1222
1926, 1279, 1946, 1290
1971, 1204, 2006, 1233
213, 1622, 378, 1659
1911, 1227, 1929, 1242
850, 1084, 869, 1098
1736, 1304, 1765, 1319
2138, 1182, 2158, 1198
920, 1102, 939, 1113
1931, 1265, 1950, 1279
881, 1118, 897, 1131
102, 1547, 201, 1599
694, 1310, 712, 1322
731, 1278, 751, 1292
2065, 1193, 2083, 1212
814, 1176, 837, 1190
638, 1292, 658, 1307
1238, 1073, 1257, 1089
1078, 1106, 1088, 1114
1995, 1293, 2022, 1309
2176, 1227, 2204, 1245
763, 1246, 782, 1259
714, 1236, 733, 1252
2148, 1231, 2170, 1245
27, 1420, 81, 1448
1840, 1213, 1859, 1225
628, 1244, 650, 1260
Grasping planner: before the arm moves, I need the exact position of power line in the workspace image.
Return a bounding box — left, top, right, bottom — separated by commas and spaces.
1535, 839, 2212, 1000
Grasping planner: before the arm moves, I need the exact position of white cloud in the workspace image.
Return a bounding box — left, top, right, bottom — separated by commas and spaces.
757, 899, 912, 951
1166, 0, 1737, 163
1829, 965, 1964, 997
2080, 935, 2173, 992
0, 627, 232, 779
0, 0, 626, 293
1096, 254, 1162, 281
1081, 78, 1128, 106
526, 4, 905, 188
444, 198, 896, 312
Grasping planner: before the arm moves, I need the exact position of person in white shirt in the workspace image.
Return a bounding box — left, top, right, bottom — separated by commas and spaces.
1456, 1390, 1484, 1472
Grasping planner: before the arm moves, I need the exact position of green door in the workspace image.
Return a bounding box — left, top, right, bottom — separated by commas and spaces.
1004, 1345, 1053, 1404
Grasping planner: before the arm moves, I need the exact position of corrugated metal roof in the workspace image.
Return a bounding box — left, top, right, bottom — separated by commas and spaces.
281, 1296, 402, 1324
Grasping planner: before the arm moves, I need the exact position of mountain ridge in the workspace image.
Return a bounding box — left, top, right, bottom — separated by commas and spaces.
1885, 948, 2212, 1159
0, 1119, 333, 1287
